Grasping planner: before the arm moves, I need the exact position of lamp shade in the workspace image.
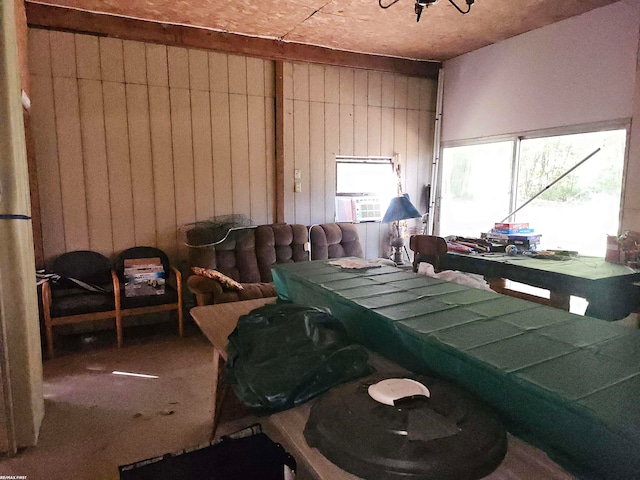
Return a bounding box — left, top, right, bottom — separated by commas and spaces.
382, 194, 422, 223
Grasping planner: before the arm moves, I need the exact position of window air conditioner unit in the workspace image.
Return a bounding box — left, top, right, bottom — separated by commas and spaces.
335, 197, 383, 223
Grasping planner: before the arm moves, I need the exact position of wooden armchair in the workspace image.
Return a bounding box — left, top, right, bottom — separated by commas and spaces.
113, 246, 183, 345
409, 235, 448, 272
41, 250, 119, 357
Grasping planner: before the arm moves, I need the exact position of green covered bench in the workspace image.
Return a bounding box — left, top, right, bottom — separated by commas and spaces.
272, 261, 640, 480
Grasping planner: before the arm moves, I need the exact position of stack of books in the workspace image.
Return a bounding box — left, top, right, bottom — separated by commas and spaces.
124, 257, 165, 297
492, 222, 534, 234
484, 223, 541, 251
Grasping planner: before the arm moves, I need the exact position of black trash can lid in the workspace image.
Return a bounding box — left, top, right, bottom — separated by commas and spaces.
367, 378, 430, 405
304, 373, 507, 480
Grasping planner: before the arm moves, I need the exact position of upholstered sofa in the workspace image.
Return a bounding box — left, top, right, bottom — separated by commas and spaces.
187, 223, 309, 306
187, 222, 368, 306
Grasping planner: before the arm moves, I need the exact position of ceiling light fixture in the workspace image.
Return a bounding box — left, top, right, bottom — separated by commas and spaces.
379, 0, 475, 22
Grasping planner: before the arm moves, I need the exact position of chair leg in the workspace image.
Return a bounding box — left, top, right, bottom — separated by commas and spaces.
176, 269, 184, 337
113, 271, 122, 348
211, 348, 222, 439
44, 313, 55, 359
116, 310, 123, 348
42, 282, 55, 358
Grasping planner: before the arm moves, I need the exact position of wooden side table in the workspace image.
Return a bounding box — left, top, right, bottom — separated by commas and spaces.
190, 297, 277, 436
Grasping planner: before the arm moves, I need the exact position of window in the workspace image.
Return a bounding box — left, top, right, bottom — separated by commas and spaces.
439, 141, 514, 238
335, 156, 396, 222
438, 126, 628, 257
515, 130, 626, 255
335, 156, 395, 197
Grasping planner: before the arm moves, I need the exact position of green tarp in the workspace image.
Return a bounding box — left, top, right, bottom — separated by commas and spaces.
225, 302, 373, 413
272, 260, 640, 480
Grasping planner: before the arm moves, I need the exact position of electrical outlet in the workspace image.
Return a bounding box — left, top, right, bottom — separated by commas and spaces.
294, 169, 301, 179
294, 181, 302, 193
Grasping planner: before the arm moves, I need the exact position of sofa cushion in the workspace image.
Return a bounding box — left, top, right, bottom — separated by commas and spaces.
339, 224, 364, 256
51, 289, 115, 317
188, 244, 217, 271
215, 283, 276, 303
214, 229, 262, 283
237, 283, 276, 301
256, 224, 308, 282
310, 223, 364, 260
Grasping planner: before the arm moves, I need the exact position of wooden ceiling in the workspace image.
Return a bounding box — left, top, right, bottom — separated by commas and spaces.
27, 0, 620, 62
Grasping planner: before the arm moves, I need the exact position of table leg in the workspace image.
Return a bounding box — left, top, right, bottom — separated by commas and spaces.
489, 277, 553, 307
549, 292, 570, 311
488, 278, 507, 294
211, 347, 225, 439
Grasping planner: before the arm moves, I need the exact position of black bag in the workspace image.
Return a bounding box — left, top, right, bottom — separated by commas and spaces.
119, 424, 296, 480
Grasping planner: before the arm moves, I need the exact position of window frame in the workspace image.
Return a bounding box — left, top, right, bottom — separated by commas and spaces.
335, 155, 396, 197
434, 120, 632, 238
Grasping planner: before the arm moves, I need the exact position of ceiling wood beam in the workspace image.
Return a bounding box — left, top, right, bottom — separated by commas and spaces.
25, 2, 440, 78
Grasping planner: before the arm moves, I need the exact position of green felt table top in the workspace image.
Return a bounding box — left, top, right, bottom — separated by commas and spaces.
441, 253, 640, 320
443, 252, 639, 281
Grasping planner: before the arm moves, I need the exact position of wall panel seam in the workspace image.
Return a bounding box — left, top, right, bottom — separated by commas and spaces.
48, 31, 68, 252
245, 58, 253, 222
187, 48, 198, 225
165, 47, 180, 253
226, 56, 234, 213
143, 41, 159, 246
121, 38, 139, 250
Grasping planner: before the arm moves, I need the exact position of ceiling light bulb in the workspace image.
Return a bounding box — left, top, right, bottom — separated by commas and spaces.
415, 0, 439, 22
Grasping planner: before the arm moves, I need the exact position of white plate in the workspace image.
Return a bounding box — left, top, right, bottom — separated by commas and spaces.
368, 378, 431, 406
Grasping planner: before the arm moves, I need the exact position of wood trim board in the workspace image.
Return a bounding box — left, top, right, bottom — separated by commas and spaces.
25, 2, 440, 79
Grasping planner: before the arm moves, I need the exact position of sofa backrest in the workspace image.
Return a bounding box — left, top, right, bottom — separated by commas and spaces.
255, 224, 308, 282
310, 223, 363, 260
188, 223, 308, 283
215, 228, 261, 283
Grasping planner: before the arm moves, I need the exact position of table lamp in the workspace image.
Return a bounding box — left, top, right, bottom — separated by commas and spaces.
382, 194, 422, 264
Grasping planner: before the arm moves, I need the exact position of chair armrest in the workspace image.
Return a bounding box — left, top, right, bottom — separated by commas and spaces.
207, 282, 275, 305
41, 280, 52, 313
112, 270, 121, 309
187, 274, 275, 306
171, 265, 183, 306
171, 266, 182, 288
187, 274, 224, 294
188, 274, 225, 306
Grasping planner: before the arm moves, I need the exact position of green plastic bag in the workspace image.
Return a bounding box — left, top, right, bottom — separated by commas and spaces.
225, 302, 374, 413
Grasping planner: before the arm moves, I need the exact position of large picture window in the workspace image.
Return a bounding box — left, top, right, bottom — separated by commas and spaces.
438, 126, 628, 257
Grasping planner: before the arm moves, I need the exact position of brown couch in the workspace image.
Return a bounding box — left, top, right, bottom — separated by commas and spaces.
309, 223, 364, 260
187, 223, 309, 306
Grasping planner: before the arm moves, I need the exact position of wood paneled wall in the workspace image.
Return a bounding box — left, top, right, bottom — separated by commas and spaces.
28, 28, 436, 265
283, 62, 436, 257
29, 29, 275, 264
